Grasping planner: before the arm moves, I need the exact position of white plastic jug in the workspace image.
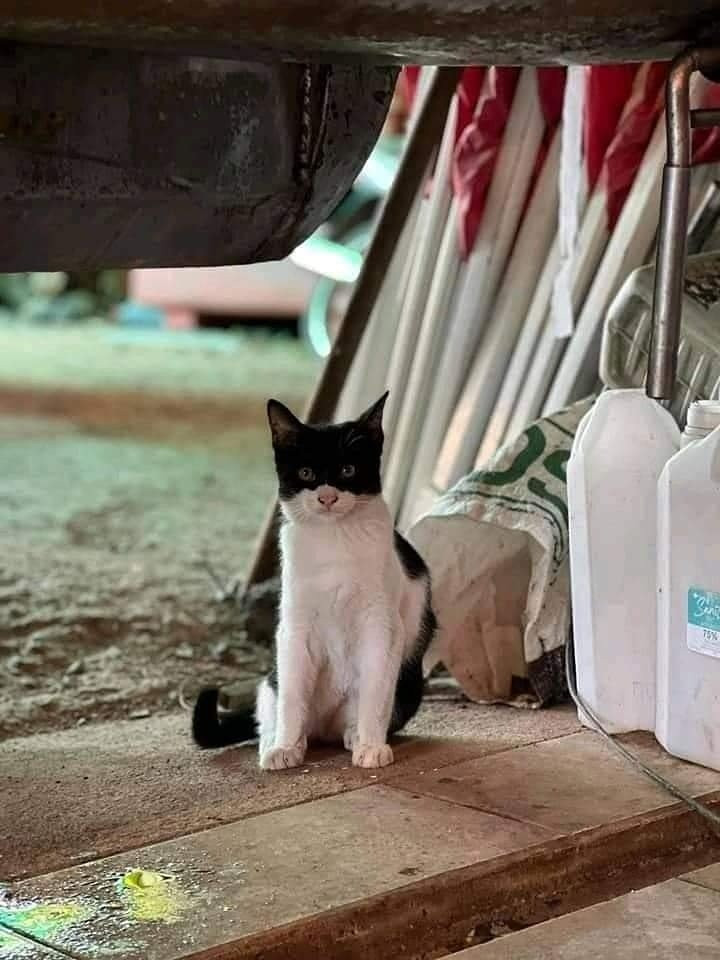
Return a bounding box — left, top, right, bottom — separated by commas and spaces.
656, 404, 720, 770
681, 399, 720, 447
568, 389, 680, 733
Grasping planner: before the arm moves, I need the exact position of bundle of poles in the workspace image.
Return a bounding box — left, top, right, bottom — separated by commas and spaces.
247, 60, 720, 590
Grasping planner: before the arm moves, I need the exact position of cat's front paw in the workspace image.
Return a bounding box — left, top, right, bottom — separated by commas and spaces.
260, 744, 306, 771
352, 743, 394, 769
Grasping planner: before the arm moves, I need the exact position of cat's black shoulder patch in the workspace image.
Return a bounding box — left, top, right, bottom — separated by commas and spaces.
393, 530, 428, 580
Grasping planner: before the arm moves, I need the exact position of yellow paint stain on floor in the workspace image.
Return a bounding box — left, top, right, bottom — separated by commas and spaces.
119, 870, 190, 924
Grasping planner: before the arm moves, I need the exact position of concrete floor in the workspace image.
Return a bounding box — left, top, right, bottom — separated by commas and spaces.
1, 700, 581, 881
3, 325, 720, 959
3, 709, 720, 960
457, 865, 720, 959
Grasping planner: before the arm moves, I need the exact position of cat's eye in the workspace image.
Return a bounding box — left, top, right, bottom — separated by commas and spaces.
340, 464, 356, 479
298, 467, 315, 483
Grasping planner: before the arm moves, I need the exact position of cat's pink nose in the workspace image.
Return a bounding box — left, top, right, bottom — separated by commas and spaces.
318, 490, 338, 507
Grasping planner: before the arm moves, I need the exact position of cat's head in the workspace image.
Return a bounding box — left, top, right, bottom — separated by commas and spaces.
266, 393, 388, 522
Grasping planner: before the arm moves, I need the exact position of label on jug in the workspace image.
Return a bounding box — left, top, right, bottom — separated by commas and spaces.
687, 587, 720, 658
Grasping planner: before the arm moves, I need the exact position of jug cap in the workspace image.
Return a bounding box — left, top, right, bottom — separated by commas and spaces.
686, 400, 720, 432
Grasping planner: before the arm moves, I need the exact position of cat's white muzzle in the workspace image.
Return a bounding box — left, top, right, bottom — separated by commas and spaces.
287, 485, 357, 521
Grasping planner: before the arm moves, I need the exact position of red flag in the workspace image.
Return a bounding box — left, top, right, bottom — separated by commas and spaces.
401, 65, 484, 146
584, 65, 638, 192
600, 63, 669, 228
514, 68, 567, 227
538, 67, 567, 132
400, 66, 421, 112
693, 81, 720, 166
452, 67, 521, 258
530, 67, 567, 191
454, 68, 486, 145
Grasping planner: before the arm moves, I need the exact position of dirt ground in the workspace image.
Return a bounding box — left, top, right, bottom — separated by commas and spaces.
0, 323, 319, 739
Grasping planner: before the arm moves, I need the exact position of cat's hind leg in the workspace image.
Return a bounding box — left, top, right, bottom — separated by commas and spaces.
390, 583, 436, 734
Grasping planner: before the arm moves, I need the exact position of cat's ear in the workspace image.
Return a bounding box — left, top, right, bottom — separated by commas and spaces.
358, 391, 388, 438
267, 399, 303, 445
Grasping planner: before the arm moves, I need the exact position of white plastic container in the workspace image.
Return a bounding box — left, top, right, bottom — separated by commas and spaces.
656, 402, 720, 770
681, 399, 720, 447
568, 389, 680, 733
601, 252, 720, 427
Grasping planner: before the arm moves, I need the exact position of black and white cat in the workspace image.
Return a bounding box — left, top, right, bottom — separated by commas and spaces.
192, 392, 436, 770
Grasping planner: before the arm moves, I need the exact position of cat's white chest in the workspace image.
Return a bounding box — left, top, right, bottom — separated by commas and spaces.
278, 514, 399, 735
282, 519, 394, 623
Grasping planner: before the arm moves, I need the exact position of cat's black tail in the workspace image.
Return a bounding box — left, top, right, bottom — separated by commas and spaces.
191, 688, 257, 748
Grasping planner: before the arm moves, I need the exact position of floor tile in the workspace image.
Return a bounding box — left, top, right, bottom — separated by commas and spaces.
9, 785, 552, 960
391, 731, 720, 832
455, 878, 720, 958
682, 861, 720, 893
0, 927, 62, 960
0, 710, 498, 882
0, 895, 109, 959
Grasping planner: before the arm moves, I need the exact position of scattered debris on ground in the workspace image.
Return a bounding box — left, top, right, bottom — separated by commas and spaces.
0, 324, 318, 738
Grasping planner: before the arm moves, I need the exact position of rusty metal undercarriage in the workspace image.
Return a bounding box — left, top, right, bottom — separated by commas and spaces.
0, 47, 395, 270
2, 2, 720, 270
5, 2, 720, 66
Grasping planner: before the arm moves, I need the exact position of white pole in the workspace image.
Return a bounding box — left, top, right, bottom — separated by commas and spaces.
381, 94, 459, 452
502, 186, 606, 440
543, 115, 666, 412
406, 67, 543, 507
475, 239, 559, 463
336, 191, 422, 420
384, 201, 462, 514
425, 120, 558, 497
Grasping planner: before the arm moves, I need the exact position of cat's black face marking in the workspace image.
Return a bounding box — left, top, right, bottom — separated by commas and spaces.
267, 394, 388, 503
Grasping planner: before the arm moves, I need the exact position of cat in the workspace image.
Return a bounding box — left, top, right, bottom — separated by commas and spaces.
192, 392, 436, 769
